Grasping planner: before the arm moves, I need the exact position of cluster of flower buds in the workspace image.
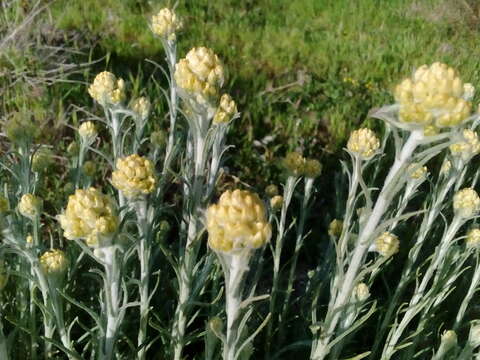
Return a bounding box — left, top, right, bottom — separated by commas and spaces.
111, 154, 156, 199
449, 129, 480, 162
374, 232, 400, 257
407, 162, 428, 181
78, 121, 98, 145
206, 189, 272, 253
352, 282, 370, 302
58, 188, 118, 247
394, 62, 472, 131
88, 71, 126, 106
328, 219, 343, 238
39, 249, 68, 277
18, 194, 43, 220
453, 188, 480, 219
174, 47, 225, 104
151, 8, 182, 40
282, 152, 322, 178
213, 94, 237, 124
131, 97, 151, 120
347, 128, 380, 159
466, 228, 480, 249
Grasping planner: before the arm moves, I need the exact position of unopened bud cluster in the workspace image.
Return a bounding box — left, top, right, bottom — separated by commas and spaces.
40, 249, 68, 276
18, 194, 43, 220
466, 228, 480, 249
375, 232, 400, 257
151, 8, 182, 40
174, 47, 224, 103
78, 121, 97, 145
282, 152, 322, 178
407, 162, 428, 181
111, 154, 156, 199
213, 94, 237, 124
347, 128, 380, 159
206, 189, 272, 253
131, 97, 151, 120
453, 188, 480, 218
394, 62, 472, 130
88, 71, 126, 106
449, 129, 480, 161
328, 219, 343, 238
58, 188, 118, 247
353, 282, 370, 301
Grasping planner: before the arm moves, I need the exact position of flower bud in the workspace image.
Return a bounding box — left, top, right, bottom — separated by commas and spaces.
150, 130, 167, 148
88, 71, 126, 106
449, 129, 480, 161
270, 195, 283, 211
39, 249, 68, 277
18, 194, 43, 220
347, 128, 380, 159
407, 162, 428, 181
111, 154, 156, 199
206, 189, 272, 253
328, 219, 343, 238
303, 159, 322, 178
151, 8, 183, 40
374, 232, 399, 257
453, 188, 480, 218
78, 121, 97, 145
265, 184, 279, 197
131, 97, 151, 120
213, 94, 237, 124
440, 159, 451, 176
466, 228, 480, 249
82, 161, 96, 177
353, 282, 370, 302
282, 152, 306, 177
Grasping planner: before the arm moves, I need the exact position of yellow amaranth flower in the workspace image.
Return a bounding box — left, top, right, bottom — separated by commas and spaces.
39, 249, 68, 276
18, 194, 42, 219
174, 47, 224, 102
111, 154, 156, 199
328, 219, 343, 237
466, 228, 480, 249
151, 8, 182, 40
375, 232, 399, 257
353, 282, 370, 301
78, 121, 97, 144
270, 195, 283, 211
88, 71, 125, 106
453, 188, 480, 218
394, 62, 472, 129
58, 187, 118, 246
213, 94, 237, 123
347, 128, 380, 159
206, 189, 272, 253
450, 129, 480, 161
131, 97, 151, 119
283, 152, 306, 176
407, 162, 428, 180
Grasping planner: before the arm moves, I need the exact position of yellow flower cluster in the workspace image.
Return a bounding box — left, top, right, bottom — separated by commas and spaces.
58, 188, 118, 247
453, 188, 480, 218
449, 129, 480, 161
394, 62, 472, 130
111, 154, 156, 199
407, 162, 428, 180
151, 8, 182, 40
347, 128, 380, 159
78, 121, 97, 144
213, 94, 237, 124
466, 228, 480, 249
18, 194, 42, 220
206, 189, 272, 253
282, 152, 322, 178
174, 47, 224, 102
39, 249, 68, 276
375, 232, 399, 257
131, 97, 151, 120
88, 71, 126, 106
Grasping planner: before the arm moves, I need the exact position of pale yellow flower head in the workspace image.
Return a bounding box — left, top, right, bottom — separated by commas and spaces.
151, 8, 182, 40
270, 195, 283, 211
174, 47, 224, 103
265, 184, 279, 197
213, 94, 237, 124
88, 71, 126, 106
283, 152, 306, 177
466, 228, 480, 249
131, 97, 151, 120
347, 128, 380, 159
407, 162, 428, 181
78, 121, 97, 145
441, 330, 457, 350
353, 282, 370, 301
206, 189, 272, 253
453, 188, 480, 218
111, 154, 156, 199
18, 194, 42, 219
449, 129, 480, 161
58, 187, 118, 247
328, 219, 343, 238
394, 62, 472, 129
39, 249, 68, 276
375, 232, 399, 257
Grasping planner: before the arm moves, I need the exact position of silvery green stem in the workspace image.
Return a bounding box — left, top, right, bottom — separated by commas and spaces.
106, 108, 125, 209
135, 199, 150, 360
311, 130, 423, 360
75, 141, 87, 189
163, 39, 178, 173
265, 175, 298, 355
0, 317, 8, 360
207, 125, 227, 196
382, 216, 464, 359
280, 177, 314, 342
223, 253, 249, 360
454, 253, 480, 330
